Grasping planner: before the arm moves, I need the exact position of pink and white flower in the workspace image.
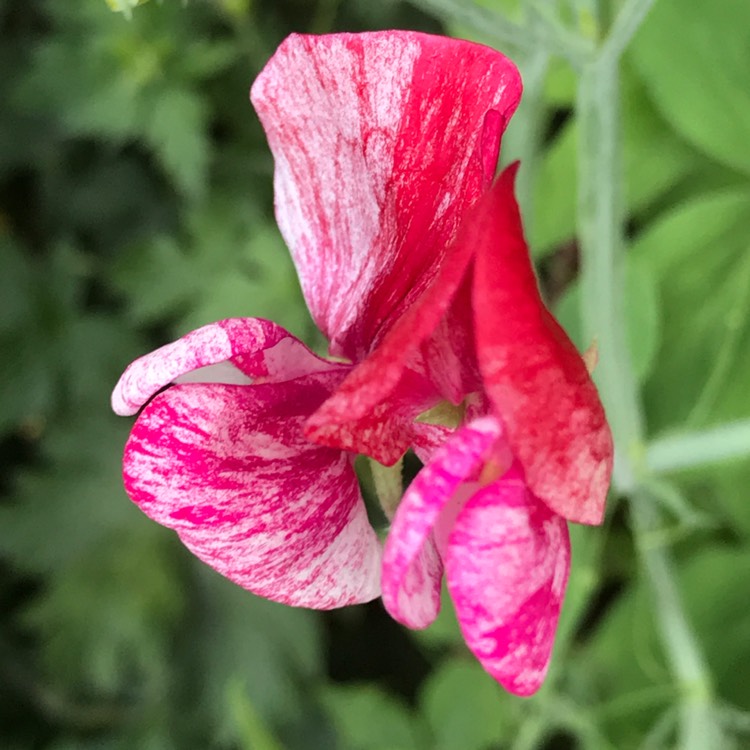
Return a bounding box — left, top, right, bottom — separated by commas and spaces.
113, 30, 613, 695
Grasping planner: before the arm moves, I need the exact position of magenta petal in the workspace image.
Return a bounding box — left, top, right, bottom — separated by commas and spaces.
123, 375, 381, 608
444, 472, 570, 696
251, 31, 521, 360
112, 317, 337, 416
381, 417, 502, 628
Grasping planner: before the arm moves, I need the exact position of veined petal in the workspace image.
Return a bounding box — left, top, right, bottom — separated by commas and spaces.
251, 31, 521, 360
305, 181, 487, 461
381, 417, 502, 628
444, 470, 570, 696
472, 165, 614, 524
112, 317, 337, 416
123, 375, 381, 608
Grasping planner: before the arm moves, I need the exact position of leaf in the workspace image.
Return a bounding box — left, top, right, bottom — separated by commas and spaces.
632, 190, 750, 433
0, 235, 34, 333
189, 566, 324, 743
113, 206, 313, 341
322, 684, 426, 750
178, 225, 311, 339
23, 526, 182, 696
420, 659, 513, 750
630, 0, 750, 175
144, 87, 209, 200
228, 680, 285, 750
0, 412, 144, 572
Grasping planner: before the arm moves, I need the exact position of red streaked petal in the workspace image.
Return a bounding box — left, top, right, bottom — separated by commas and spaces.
472, 165, 613, 524
304, 194, 483, 462
251, 31, 521, 360
112, 317, 337, 416
123, 375, 381, 608
381, 417, 502, 628
444, 471, 570, 696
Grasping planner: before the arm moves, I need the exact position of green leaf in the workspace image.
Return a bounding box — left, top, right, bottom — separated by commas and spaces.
420, 659, 512, 750
632, 190, 750, 432
113, 204, 312, 341
145, 87, 209, 200
178, 225, 311, 339
228, 680, 285, 750
323, 684, 426, 750
23, 526, 182, 696
189, 567, 323, 742
0, 412, 145, 573
630, 0, 750, 175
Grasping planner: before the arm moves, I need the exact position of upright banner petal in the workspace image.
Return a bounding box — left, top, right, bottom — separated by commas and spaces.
472, 167, 614, 524
251, 31, 522, 360
123, 375, 381, 608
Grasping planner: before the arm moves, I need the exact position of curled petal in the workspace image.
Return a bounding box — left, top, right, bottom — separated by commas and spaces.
251, 31, 521, 360
123, 375, 381, 608
112, 317, 337, 416
444, 470, 570, 696
472, 165, 614, 524
381, 417, 502, 628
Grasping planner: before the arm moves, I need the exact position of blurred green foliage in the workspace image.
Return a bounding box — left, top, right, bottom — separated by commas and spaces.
0, 0, 748, 748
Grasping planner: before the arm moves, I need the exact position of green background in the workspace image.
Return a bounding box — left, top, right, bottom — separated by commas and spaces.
1, 0, 748, 748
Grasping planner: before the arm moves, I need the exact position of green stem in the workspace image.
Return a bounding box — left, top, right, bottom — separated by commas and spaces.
510, 715, 549, 750
407, 0, 529, 50
575, 28, 726, 750
600, 0, 657, 62
631, 493, 722, 750
503, 37, 549, 235
647, 419, 750, 474
577, 56, 643, 492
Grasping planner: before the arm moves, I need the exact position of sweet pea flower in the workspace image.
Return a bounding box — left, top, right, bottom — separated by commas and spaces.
112, 32, 523, 610
113, 30, 613, 695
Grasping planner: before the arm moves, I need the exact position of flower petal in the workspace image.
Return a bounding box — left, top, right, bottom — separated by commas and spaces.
305, 182, 485, 462
251, 31, 521, 360
381, 417, 502, 628
112, 317, 337, 416
123, 374, 381, 608
444, 470, 570, 696
472, 165, 614, 524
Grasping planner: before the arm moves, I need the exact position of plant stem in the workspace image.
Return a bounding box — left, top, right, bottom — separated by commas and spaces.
600, 0, 657, 62
577, 56, 643, 492
407, 0, 529, 51
575, 29, 727, 750
647, 419, 750, 474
